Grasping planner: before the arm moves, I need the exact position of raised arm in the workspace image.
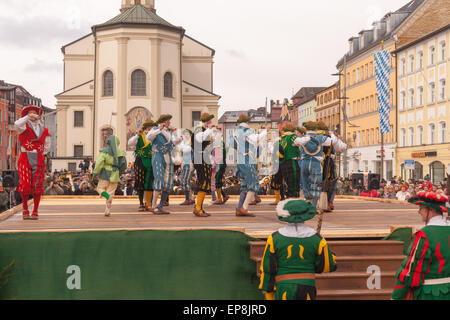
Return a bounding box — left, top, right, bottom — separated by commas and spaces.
292, 135, 311, 147
14, 115, 29, 134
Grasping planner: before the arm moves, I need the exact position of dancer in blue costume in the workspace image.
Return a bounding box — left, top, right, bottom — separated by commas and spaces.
179, 129, 195, 206
300, 121, 344, 207
233, 114, 270, 217
148, 114, 181, 214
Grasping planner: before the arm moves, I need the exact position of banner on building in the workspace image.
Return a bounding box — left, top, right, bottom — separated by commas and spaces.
374, 50, 391, 134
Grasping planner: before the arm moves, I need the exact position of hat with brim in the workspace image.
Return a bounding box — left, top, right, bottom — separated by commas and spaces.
182, 129, 193, 135
237, 113, 251, 123
157, 114, 172, 124
316, 121, 329, 131
21, 105, 43, 118
303, 121, 317, 131
408, 191, 448, 213
200, 112, 214, 122
276, 199, 317, 223
282, 122, 295, 132
142, 121, 156, 129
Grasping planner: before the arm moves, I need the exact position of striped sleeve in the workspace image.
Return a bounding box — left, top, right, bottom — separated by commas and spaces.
392, 230, 430, 300
259, 233, 278, 293
315, 237, 337, 274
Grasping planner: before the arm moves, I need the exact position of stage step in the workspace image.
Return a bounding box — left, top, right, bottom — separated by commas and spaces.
317, 289, 393, 300
248, 240, 405, 300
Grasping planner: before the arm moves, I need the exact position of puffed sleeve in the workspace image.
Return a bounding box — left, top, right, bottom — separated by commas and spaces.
259, 233, 278, 293
391, 230, 430, 300
315, 236, 337, 274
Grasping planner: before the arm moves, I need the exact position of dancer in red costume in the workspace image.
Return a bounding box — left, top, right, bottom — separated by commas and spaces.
14, 105, 51, 220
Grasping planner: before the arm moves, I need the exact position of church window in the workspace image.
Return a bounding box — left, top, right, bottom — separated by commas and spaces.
164, 72, 173, 98
103, 71, 114, 96
131, 69, 146, 96
74, 111, 84, 127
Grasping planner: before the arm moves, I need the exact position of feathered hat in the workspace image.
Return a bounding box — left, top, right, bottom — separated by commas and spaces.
142, 120, 156, 129
157, 114, 172, 124
200, 112, 215, 122
303, 121, 317, 131
276, 199, 317, 223
21, 105, 43, 118
408, 191, 448, 213
237, 113, 251, 123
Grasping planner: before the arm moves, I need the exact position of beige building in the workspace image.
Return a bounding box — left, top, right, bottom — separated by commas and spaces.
315, 83, 340, 132
54, 0, 220, 170
395, 23, 450, 182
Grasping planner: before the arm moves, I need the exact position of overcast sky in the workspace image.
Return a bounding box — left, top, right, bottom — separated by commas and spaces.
0, 0, 411, 116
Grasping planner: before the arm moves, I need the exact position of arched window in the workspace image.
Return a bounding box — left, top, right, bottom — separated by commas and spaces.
164, 72, 173, 98
428, 123, 435, 144
408, 127, 414, 146
103, 71, 113, 96
400, 128, 406, 147
429, 161, 445, 183
131, 69, 146, 96
438, 121, 446, 143
417, 125, 423, 145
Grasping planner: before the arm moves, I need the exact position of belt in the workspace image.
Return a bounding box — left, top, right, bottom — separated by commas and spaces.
423, 277, 450, 285
275, 273, 315, 282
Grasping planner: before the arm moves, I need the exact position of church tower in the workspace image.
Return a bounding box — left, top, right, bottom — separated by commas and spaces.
121, 0, 155, 12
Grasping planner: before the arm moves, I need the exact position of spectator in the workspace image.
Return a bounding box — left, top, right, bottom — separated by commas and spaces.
360, 187, 378, 198
396, 184, 410, 201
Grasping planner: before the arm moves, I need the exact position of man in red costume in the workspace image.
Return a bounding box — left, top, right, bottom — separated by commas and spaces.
14, 105, 51, 220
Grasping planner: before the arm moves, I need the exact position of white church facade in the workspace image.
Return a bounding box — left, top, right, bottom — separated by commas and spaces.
54, 0, 220, 170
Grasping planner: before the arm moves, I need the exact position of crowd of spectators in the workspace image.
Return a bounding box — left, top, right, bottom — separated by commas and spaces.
336, 175, 449, 201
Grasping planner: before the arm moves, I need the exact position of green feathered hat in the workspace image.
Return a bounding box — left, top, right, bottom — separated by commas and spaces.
316, 121, 329, 132
200, 112, 215, 122
276, 199, 317, 223
157, 114, 172, 124
237, 113, 251, 124
408, 191, 448, 213
142, 121, 156, 129
303, 121, 318, 131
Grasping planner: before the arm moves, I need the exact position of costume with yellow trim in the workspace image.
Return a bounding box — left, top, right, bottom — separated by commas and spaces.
279, 129, 301, 198
259, 200, 337, 300
392, 192, 450, 300
130, 121, 155, 210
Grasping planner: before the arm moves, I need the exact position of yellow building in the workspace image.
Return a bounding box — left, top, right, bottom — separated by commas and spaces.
395, 24, 450, 183
336, 0, 425, 180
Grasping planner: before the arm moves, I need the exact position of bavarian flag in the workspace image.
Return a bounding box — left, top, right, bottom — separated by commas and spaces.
374, 49, 391, 134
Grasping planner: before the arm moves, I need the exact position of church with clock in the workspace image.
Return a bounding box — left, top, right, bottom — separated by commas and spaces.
54, 0, 220, 170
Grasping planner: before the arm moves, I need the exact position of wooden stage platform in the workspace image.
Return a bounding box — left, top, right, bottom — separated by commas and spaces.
0, 195, 423, 239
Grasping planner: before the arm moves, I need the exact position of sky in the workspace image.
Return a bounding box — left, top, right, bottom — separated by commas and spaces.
0, 0, 412, 116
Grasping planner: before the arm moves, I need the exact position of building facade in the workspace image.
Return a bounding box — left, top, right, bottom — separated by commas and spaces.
315, 83, 340, 132
395, 24, 450, 183
337, 0, 425, 179
292, 87, 325, 126
54, 0, 220, 170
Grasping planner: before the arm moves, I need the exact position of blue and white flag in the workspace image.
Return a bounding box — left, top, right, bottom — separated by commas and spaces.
374, 50, 391, 134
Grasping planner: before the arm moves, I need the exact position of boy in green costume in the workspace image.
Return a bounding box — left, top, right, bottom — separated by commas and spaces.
259, 199, 337, 300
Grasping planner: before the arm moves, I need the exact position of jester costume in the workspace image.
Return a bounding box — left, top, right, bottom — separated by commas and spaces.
279, 131, 301, 198
392, 192, 450, 300
300, 125, 331, 207
213, 138, 229, 205
93, 135, 127, 216
128, 122, 155, 211
233, 115, 266, 216
179, 129, 195, 205
259, 199, 337, 300
193, 113, 215, 217
269, 137, 284, 205
149, 115, 181, 213
15, 106, 51, 220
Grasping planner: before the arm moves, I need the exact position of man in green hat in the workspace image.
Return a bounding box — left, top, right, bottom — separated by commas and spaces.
259, 199, 337, 300
128, 120, 156, 211
392, 191, 450, 300
148, 114, 181, 214
192, 112, 215, 217
93, 135, 127, 216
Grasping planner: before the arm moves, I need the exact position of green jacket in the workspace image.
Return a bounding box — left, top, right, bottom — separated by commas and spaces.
93, 135, 127, 183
